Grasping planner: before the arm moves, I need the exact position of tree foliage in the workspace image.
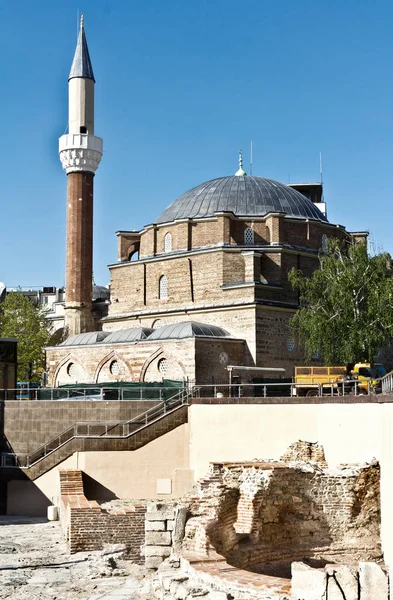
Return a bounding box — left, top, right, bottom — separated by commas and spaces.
0, 291, 51, 382
288, 239, 393, 365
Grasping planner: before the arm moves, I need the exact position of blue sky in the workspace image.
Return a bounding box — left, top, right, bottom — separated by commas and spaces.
1, 0, 393, 287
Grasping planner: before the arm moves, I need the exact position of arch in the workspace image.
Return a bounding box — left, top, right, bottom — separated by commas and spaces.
244, 227, 254, 244
159, 275, 168, 299
53, 353, 87, 386
164, 233, 172, 253
93, 351, 134, 383
141, 349, 187, 383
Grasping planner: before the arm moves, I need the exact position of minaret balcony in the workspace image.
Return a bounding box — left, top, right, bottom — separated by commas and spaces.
59, 133, 103, 174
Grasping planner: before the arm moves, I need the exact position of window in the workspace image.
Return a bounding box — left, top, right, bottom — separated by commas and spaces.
80, 126, 87, 134
244, 227, 254, 244
158, 358, 169, 374
321, 234, 328, 253
67, 362, 79, 378
110, 360, 120, 376
159, 275, 168, 299
286, 337, 296, 352
164, 233, 172, 253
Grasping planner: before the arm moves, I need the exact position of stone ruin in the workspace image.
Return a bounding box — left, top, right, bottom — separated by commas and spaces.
58, 441, 386, 599
145, 441, 385, 600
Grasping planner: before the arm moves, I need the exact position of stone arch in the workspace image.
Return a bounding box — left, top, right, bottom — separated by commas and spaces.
93, 351, 134, 383
141, 348, 186, 383
53, 353, 87, 387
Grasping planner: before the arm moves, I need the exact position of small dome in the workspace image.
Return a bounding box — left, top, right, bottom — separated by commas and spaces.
156, 176, 327, 224
147, 321, 230, 340
61, 331, 109, 346
104, 327, 154, 343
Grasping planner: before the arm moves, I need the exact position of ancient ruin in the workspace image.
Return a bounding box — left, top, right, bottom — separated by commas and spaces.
55, 441, 386, 600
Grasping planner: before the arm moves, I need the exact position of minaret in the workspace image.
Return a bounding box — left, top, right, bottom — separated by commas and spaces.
59, 15, 103, 336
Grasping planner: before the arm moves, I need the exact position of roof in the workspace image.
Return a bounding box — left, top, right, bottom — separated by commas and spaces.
92, 285, 110, 301
104, 328, 154, 344
155, 176, 328, 224
69, 16, 95, 82
147, 322, 230, 340
60, 331, 109, 346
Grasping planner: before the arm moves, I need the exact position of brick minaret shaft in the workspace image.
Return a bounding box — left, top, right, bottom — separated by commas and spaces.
65, 172, 94, 328
59, 15, 103, 336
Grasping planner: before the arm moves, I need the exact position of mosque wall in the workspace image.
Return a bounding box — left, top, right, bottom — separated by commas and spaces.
46, 339, 195, 387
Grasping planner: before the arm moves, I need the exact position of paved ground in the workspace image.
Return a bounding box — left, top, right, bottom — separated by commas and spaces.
0, 517, 151, 600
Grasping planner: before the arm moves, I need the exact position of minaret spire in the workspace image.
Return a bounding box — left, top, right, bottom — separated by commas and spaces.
59, 16, 103, 336
69, 13, 95, 82
235, 150, 247, 176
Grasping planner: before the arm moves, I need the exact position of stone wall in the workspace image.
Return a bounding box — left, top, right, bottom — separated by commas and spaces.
2, 399, 160, 455
59, 469, 146, 561
292, 561, 389, 600
182, 445, 382, 576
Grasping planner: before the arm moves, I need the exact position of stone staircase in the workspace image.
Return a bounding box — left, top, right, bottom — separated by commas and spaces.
2, 393, 190, 480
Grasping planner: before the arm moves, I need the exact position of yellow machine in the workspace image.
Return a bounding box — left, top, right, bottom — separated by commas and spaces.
293, 363, 385, 396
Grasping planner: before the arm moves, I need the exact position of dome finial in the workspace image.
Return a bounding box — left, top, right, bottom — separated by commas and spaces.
80, 13, 84, 29
235, 149, 247, 176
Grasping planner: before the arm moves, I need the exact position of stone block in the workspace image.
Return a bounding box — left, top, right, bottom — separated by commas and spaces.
291, 562, 327, 600
145, 546, 171, 558
359, 562, 388, 600
145, 556, 165, 569
327, 566, 358, 600
170, 581, 189, 600
146, 531, 172, 546
145, 520, 166, 531
145, 511, 176, 521
166, 519, 175, 531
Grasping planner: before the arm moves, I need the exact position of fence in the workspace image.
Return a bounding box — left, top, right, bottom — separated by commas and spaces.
0, 379, 385, 402
0, 384, 186, 402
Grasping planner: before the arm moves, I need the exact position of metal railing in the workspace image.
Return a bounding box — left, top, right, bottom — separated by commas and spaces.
381, 371, 393, 394
192, 380, 379, 398
0, 386, 187, 402
1, 386, 192, 469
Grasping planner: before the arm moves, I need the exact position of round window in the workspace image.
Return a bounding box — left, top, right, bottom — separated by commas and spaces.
67, 362, 79, 378
321, 234, 328, 253
158, 358, 169, 374
152, 319, 164, 328
110, 360, 120, 376
219, 352, 228, 365
286, 337, 296, 352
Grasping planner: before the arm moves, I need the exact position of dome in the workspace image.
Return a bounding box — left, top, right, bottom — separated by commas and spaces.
92, 285, 110, 301
104, 327, 154, 343
60, 331, 109, 346
147, 321, 230, 340
156, 176, 327, 224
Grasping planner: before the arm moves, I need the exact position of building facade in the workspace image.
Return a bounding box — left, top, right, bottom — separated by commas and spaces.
46, 24, 365, 387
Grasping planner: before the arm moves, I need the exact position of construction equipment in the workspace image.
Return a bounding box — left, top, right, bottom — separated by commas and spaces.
293, 363, 385, 396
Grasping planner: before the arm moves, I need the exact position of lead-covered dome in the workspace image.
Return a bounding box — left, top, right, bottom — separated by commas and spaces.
156, 176, 327, 224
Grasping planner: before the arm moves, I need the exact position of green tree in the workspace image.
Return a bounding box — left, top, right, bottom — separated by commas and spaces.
288, 239, 393, 364
0, 291, 51, 382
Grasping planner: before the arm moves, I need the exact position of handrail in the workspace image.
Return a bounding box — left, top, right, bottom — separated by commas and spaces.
6, 386, 194, 470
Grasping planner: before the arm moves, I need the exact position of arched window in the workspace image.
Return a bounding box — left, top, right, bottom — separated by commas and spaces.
244, 227, 254, 244
164, 233, 172, 252
159, 275, 168, 299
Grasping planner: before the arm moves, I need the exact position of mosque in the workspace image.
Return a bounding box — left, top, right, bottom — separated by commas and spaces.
46, 18, 365, 387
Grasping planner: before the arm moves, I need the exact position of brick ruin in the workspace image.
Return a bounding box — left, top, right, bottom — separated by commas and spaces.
181, 442, 382, 578
58, 441, 384, 599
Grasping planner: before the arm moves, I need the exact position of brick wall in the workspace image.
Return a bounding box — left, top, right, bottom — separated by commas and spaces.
182, 448, 382, 573
59, 469, 146, 560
